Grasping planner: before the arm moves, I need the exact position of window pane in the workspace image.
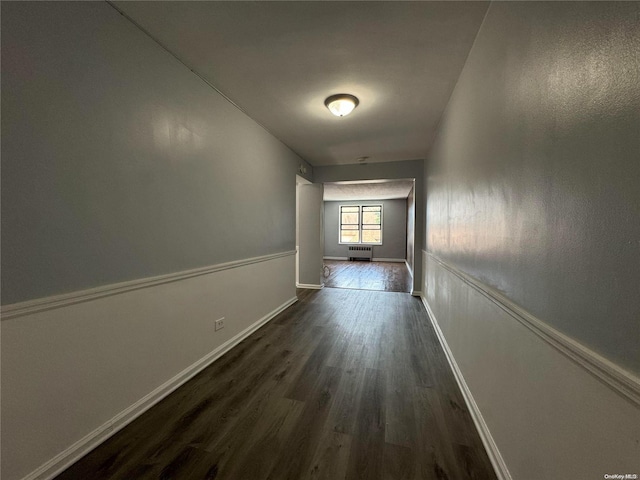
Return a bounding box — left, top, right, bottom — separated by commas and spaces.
362, 230, 381, 243
342, 225, 358, 230
341, 212, 359, 225
362, 206, 381, 212
341, 206, 360, 213
362, 224, 381, 230
362, 211, 381, 225
340, 230, 360, 243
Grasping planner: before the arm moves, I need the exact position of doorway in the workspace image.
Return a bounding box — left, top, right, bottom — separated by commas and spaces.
321, 179, 415, 293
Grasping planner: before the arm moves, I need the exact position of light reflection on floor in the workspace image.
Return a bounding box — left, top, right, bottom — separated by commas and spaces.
322, 260, 411, 293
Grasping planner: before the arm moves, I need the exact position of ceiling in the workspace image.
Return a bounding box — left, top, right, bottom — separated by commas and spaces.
324, 179, 414, 201
114, 1, 489, 167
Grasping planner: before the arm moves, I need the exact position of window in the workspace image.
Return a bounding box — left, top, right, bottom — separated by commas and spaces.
339, 204, 382, 244
361, 205, 382, 243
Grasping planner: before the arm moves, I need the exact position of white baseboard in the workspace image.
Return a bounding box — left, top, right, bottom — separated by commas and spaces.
296, 283, 324, 289
22, 296, 297, 480
323, 256, 347, 261
420, 295, 511, 480
411, 290, 422, 297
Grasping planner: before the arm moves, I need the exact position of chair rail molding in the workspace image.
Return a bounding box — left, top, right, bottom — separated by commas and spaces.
2, 251, 296, 321
423, 250, 640, 407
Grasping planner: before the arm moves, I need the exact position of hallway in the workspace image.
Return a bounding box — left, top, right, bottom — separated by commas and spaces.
54, 288, 495, 480
4, 2, 638, 479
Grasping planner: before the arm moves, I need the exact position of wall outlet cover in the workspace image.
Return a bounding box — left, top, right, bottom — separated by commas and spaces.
215, 318, 225, 331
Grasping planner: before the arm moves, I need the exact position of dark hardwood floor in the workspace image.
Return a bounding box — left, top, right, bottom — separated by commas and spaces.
55, 288, 496, 480
323, 260, 412, 293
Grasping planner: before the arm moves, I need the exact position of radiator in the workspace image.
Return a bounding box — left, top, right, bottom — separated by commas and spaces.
348, 245, 372, 261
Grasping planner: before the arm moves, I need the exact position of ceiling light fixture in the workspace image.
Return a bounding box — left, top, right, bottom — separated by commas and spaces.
324, 94, 359, 117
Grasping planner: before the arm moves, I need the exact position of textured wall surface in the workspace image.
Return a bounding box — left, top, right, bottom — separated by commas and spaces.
426, 1, 640, 373
1, 2, 310, 305
324, 199, 407, 260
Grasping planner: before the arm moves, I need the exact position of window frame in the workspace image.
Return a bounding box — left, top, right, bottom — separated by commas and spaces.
338, 204, 383, 245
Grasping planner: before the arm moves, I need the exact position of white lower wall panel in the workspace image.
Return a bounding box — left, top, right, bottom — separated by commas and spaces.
422, 252, 640, 480
1, 253, 296, 480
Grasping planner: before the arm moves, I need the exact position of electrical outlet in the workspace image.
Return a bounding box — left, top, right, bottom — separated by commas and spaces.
215, 318, 225, 331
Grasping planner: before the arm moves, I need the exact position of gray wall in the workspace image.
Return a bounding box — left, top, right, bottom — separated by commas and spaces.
0, 1, 312, 305
298, 184, 324, 286
324, 199, 407, 260
315, 160, 424, 292
425, 2, 640, 374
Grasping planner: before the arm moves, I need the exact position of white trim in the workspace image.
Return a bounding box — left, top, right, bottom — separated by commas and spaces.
2, 250, 296, 321
411, 290, 422, 297
20, 296, 298, 480
423, 251, 640, 407
323, 256, 348, 261
296, 283, 324, 289
419, 294, 512, 480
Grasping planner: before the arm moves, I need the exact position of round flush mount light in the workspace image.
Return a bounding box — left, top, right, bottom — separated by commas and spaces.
324, 94, 359, 117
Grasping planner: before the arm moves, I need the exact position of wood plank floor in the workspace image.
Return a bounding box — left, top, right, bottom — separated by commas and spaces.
323, 260, 412, 293
55, 288, 496, 480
